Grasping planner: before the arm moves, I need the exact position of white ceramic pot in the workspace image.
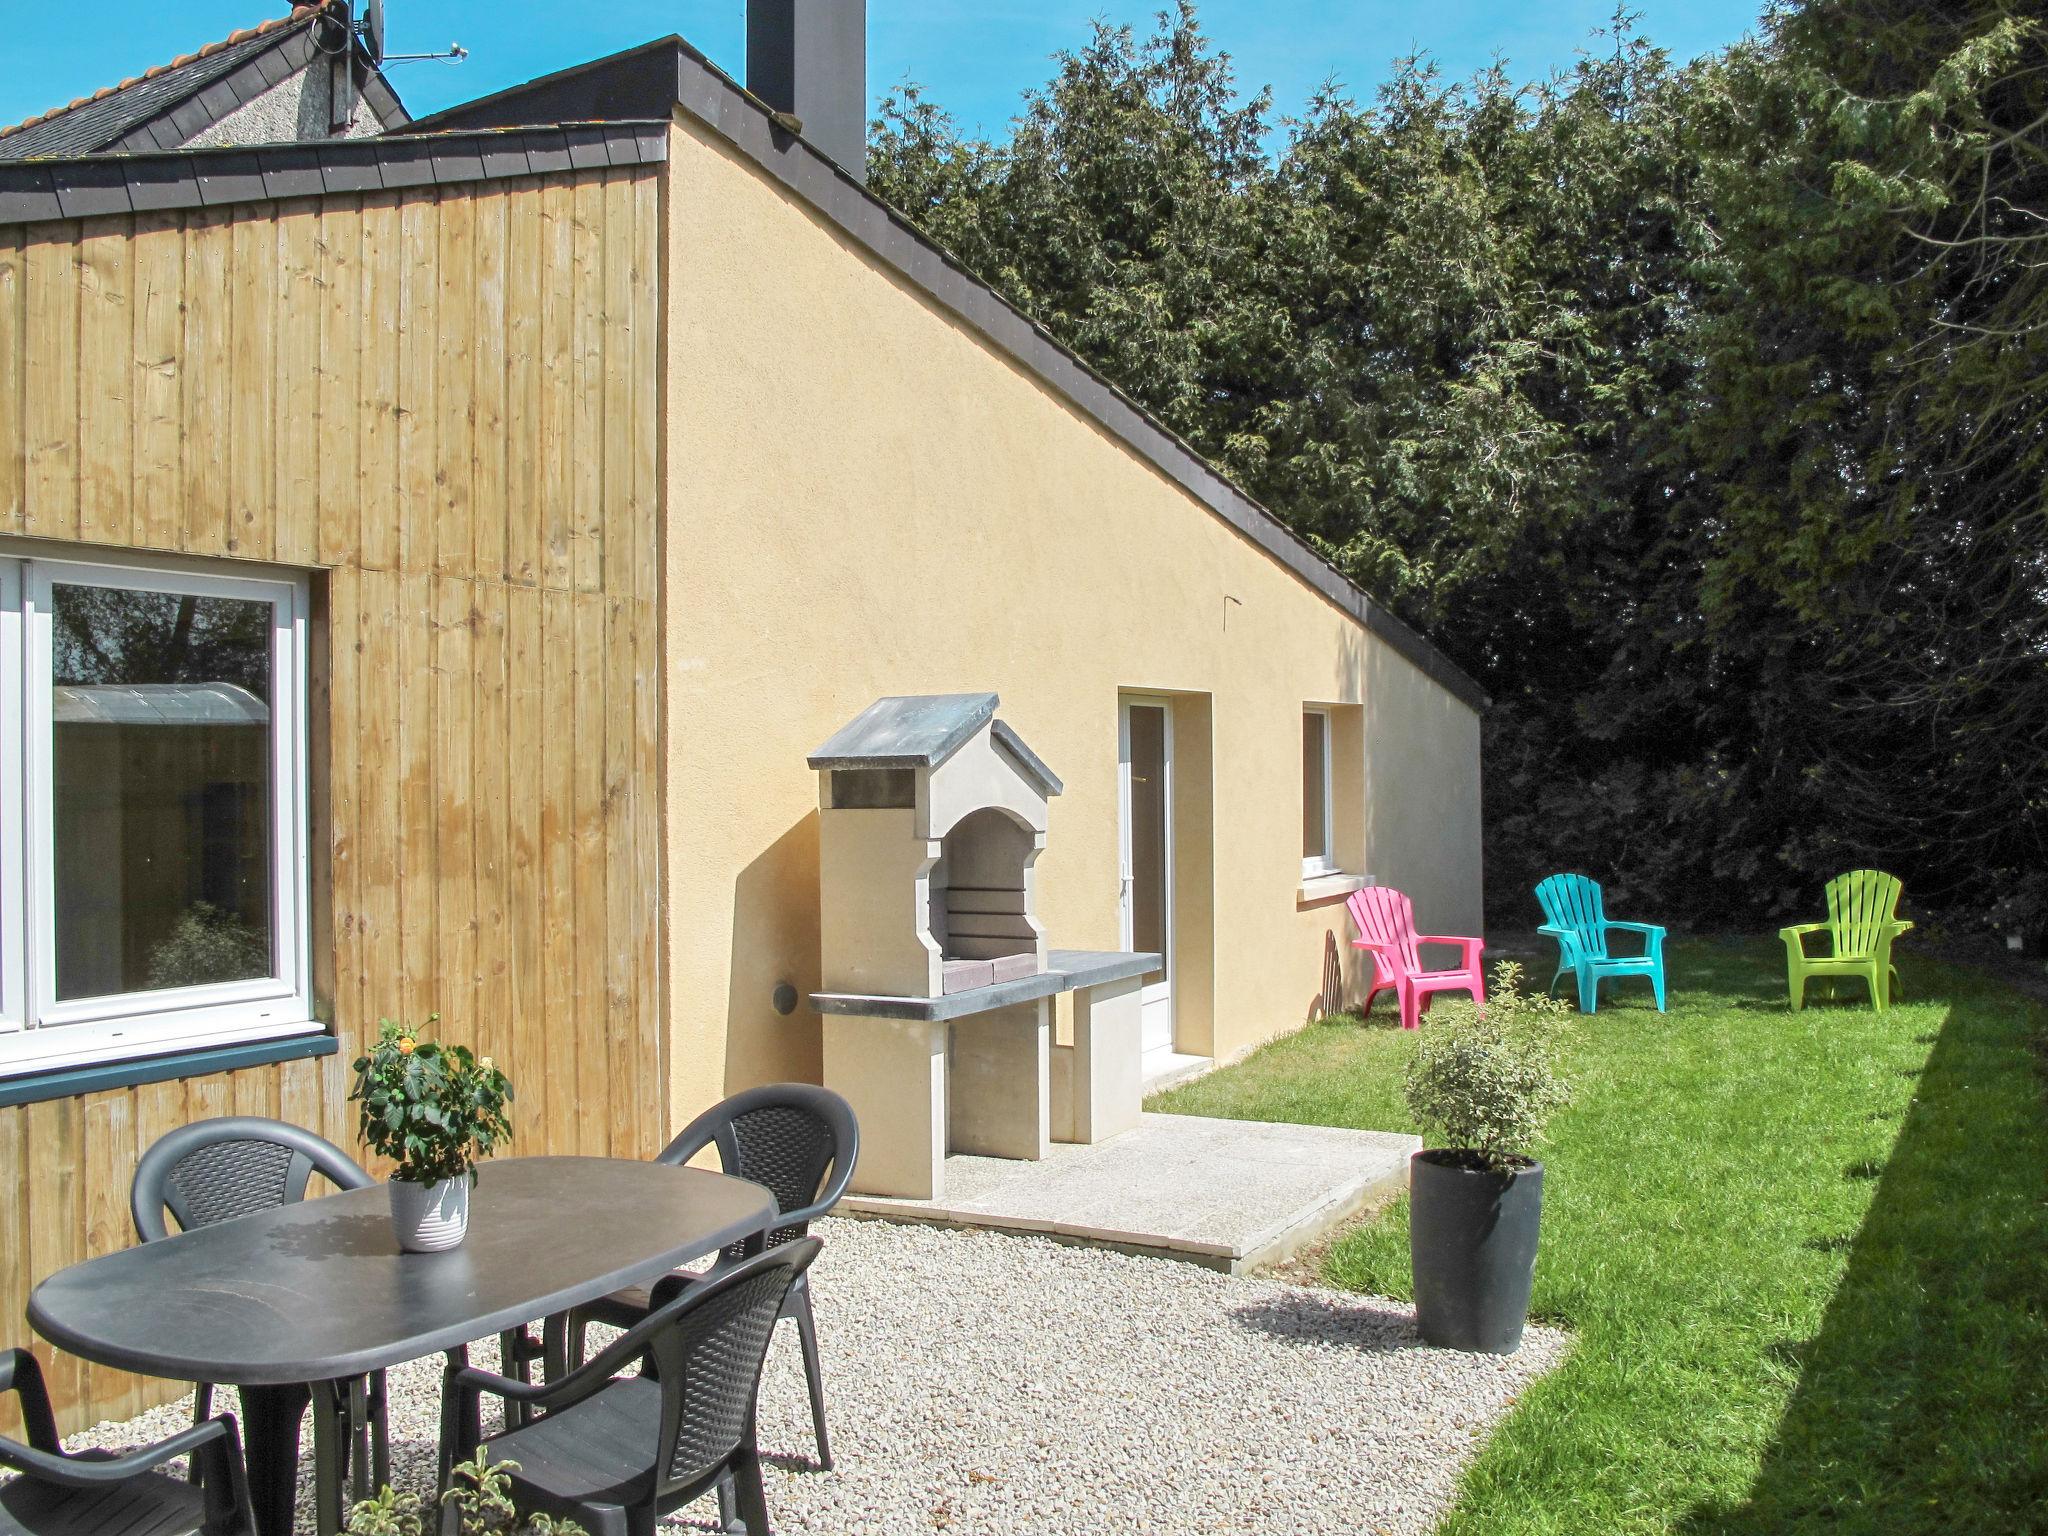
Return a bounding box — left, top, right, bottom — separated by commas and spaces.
388, 1175, 470, 1253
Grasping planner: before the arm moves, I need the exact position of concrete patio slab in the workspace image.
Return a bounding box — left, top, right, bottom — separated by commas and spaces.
1141, 1048, 1213, 1092
837, 1111, 1417, 1273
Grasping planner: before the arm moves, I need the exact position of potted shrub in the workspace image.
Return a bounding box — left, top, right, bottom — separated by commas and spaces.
351, 1018, 513, 1254
1403, 960, 1572, 1353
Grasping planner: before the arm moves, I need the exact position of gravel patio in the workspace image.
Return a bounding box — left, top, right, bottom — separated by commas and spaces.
75, 1217, 1566, 1536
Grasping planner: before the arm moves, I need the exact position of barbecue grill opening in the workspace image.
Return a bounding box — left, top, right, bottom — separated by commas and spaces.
930, 807, 1041, 991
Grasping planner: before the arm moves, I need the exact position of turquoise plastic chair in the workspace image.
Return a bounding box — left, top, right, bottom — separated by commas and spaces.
1535, 873, 1667, 1013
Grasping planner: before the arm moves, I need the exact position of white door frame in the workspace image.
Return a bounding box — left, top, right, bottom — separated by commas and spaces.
1118, 695, 1174, 1054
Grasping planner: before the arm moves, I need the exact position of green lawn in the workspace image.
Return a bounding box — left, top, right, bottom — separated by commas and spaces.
1151, 937, 2048, 1535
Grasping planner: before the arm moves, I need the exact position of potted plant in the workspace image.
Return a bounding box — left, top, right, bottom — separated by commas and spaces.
1403, 960, 1572, 1353
351, 1018, 513, 1254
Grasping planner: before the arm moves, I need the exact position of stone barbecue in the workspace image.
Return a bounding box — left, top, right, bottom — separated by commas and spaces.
808, 694, 1159, 1199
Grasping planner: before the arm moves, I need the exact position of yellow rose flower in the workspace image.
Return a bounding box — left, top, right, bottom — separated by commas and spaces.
397, 1037, 416, 1055
480, 1057, 494, 1072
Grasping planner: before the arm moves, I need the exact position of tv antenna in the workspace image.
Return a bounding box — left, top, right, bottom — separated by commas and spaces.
358, 0, 468, 66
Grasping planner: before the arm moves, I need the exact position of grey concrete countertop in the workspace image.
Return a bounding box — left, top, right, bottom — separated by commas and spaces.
812, 948, 1161, 1022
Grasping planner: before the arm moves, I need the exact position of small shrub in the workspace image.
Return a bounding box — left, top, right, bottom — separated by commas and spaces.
1404, 960, 1573, 1170
344, 1451, 586, 1536
350, 1017, 514, 1185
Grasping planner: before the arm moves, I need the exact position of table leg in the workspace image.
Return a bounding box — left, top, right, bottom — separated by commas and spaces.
312, 1379, 348, 1536
437, 1347, 477, 1488
496, 1329, 529, 1431
368, 1370, 391, 1494
237, 1382, 311, 1536
542, 1312, 569, 1384
349, 1376, 373, 1505
437, 1348, 477, 1536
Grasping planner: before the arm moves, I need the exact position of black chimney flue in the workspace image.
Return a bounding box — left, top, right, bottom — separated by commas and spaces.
746, 0, 868, 184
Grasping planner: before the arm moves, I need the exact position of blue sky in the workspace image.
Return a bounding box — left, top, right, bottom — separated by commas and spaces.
4, 2, 1766, 142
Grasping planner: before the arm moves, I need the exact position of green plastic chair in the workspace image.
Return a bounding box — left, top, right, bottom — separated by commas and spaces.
1781, 869, 1913, 1011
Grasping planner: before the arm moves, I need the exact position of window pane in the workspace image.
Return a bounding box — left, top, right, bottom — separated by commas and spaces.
51, 583, 275, 1001
1303, 712, 1329, 862
1128, 705, 1168, 957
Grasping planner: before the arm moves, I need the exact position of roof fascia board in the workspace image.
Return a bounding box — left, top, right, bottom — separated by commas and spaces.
95, 24, 316, 159
24, 23, 407, 162
399, 37, 686, 135
103, 27, 413, 155
0, 122, 666, 227
361, 66, 409, 130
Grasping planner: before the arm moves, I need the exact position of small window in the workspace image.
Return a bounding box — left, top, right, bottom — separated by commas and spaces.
1302, 708, 1334, 877
0, 551, 314, 1075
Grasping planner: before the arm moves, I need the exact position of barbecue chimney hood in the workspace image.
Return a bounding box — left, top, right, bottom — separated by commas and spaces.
747, 0, 868, 183
809, 692, 1061, 1000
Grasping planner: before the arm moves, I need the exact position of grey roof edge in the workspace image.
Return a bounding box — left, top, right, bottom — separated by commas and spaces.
0, 121, 666, 226
990, 720, 1063, 798
0, 24, 299, 162
403, 38, 1488, 709
0, 17, 402, 165
398, 35, 687, 136
361, 66, 410, 131
654, 43, 1490, 712
101, 26, 321, 158
807, 692, 999, 772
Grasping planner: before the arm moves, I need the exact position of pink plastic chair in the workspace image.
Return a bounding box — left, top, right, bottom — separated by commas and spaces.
1345, 886, 1485, 1030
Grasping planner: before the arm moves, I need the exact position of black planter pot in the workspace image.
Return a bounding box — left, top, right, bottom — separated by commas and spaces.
1409, 1149, 1543, 1354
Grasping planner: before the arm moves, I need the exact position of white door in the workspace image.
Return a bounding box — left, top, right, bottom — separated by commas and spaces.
1119, 697, 1173, 1055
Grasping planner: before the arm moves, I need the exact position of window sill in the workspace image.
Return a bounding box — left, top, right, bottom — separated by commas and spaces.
1298, 871, 1369, 907
0, 1028, 335, 1109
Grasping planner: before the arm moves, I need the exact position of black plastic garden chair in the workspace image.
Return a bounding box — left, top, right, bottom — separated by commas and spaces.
559, 1084, 858, 1469
130, 1116, 390, 1497
443, 1238, 822, 1536
0, 1347, 257, 1536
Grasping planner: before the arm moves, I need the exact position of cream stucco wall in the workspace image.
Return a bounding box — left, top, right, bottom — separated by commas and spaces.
660, 115, 1484, 1126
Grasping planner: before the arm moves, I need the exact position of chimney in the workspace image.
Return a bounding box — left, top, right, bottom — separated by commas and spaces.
746, 0, 868, 184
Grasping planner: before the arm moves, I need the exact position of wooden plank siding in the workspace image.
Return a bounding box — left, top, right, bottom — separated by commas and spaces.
0, 165, 666, 1435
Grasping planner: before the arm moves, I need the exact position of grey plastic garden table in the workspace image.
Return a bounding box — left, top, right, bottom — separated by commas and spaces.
26, 1155, 777, 1536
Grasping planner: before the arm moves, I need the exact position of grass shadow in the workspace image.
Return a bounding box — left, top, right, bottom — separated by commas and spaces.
1317, 1005, 1408, 1034
1676, 977, 2048, 1533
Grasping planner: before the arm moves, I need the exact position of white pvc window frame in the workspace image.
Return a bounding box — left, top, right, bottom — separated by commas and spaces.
0, 552, 316, 1076
1302, 706, 1336, 879
0, 560, 21, 1039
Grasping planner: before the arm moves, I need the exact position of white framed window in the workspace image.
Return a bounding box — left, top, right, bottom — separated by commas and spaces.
0, 550, 315, 1076
1302, 706, 1335, 878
